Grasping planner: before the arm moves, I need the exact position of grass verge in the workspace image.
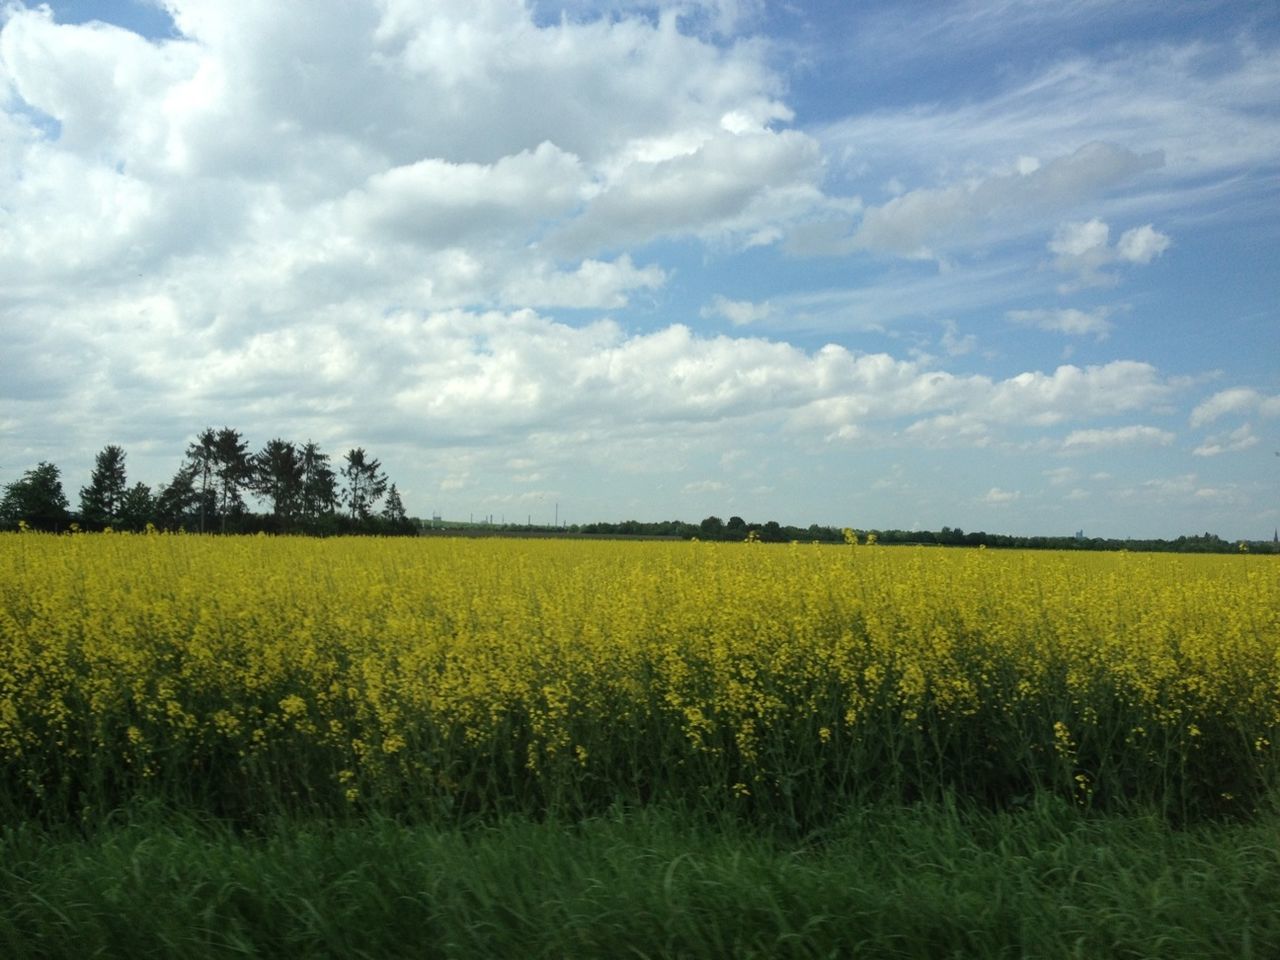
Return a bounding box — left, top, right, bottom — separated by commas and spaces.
2, 797, 1278, 959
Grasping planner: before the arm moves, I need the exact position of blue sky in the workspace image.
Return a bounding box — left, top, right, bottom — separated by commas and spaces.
1, 0, 1277, 537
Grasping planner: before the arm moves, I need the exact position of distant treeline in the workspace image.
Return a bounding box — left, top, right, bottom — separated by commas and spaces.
0, 428, 416, 536
3, 440, 1274, 552
478, 517, 1276, 554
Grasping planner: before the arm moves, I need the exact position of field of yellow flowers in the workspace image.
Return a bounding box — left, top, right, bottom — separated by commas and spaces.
1, 532, 1277, 826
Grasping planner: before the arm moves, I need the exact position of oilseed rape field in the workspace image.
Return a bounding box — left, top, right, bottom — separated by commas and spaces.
2, 532, 1278, 827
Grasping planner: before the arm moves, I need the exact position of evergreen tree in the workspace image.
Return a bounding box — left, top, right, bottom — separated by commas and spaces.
253, 438, 304, 526
212, 427, 253, 533
117, 482, 155, 531
341, 448, 387, 524
79, 444, 128, 528
381, 483, 409, 531
299, 441, 338, 528
186, 428, 218, 533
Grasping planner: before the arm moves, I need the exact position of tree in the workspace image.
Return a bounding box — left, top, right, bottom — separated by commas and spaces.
341, 448, 387, 523
155, 463, 200, 530
253, 438, 304, 525
79, 444, 129, 528
699, 515, 724, 538
117, 482, 155, 531
1, 462, 70, 531
186, 428, 218, 533
212, 427, 253, 532
381, 483, 410, 532
299, 441, 338, 527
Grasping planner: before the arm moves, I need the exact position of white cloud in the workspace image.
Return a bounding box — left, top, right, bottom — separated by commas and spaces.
0, 0, 819, 304
1061, 425, 1175, 451
500, 256, 666, 309
1007, 306, 1112, 338
1193, 424, 1259, 457
0, 2, 1270, 538
902, 413, 990, 447
1049, 218, 1110, 258
982, 362, 1173, 426
552, 126, 829, 254
1115, 224, 1171, 264
982, 487, 1020, 504
1190, 388, 1280, 428
342, 142, 587, 246
1048, 218, 1169, 288
846, 143, 1161, 261
701, 295, 773, 326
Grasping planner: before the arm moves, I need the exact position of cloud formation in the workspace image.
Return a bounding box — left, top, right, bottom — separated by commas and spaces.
1047, 218, 1170, 288
0, 2, 1274, 538
1007, 306, 1113, 338
1061, 425, 1175, 452
1190, 388, 1280, 428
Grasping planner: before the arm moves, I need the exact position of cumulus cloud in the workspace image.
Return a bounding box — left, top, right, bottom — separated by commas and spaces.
551, 126, 829, 254
1193, 424, 1259, 457
1189, 388, 1280, 428
0, 0, 824, 302
500, 256, 667, 309
1048, 218, 1169, 288
0, 2, 1266, 536
1115, 224, 1171, 264
341, 142, 588, 246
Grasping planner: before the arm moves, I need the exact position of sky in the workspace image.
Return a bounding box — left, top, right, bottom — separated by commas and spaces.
1, 0, 1277, 538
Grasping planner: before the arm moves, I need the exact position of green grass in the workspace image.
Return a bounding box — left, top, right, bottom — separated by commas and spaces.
3, 797, 1278, 959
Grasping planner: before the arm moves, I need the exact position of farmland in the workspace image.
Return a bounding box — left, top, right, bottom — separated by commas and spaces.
2, 533, 1279, 957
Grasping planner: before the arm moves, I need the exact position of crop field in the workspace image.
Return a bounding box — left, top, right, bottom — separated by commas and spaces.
2, 533, 1277, 827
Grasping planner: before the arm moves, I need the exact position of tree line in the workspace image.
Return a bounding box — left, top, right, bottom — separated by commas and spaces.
0, 428, 415, 535
579, 516, 1274, 553
3, 445, 1270, 551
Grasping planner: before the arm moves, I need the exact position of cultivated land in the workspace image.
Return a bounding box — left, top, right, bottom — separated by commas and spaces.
2, 534, 1278, 958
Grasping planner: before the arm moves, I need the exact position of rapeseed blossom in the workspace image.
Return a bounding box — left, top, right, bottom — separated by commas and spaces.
0, 533, 1276, 823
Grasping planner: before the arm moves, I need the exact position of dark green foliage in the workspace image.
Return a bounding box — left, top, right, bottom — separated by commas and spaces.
2, 800, 1279, 959
155, 462, 201, 530
116, 482, 155, 531
253, 438, 305, 524
341, 447, 388, 522
78, 444, 128, 528
0, 461, 70, 530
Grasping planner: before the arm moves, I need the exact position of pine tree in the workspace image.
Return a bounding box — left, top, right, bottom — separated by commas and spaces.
341, 448, 388, 524
381, 483, 408, 530
79, 444, 128, 528
253, 438, 304, 526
